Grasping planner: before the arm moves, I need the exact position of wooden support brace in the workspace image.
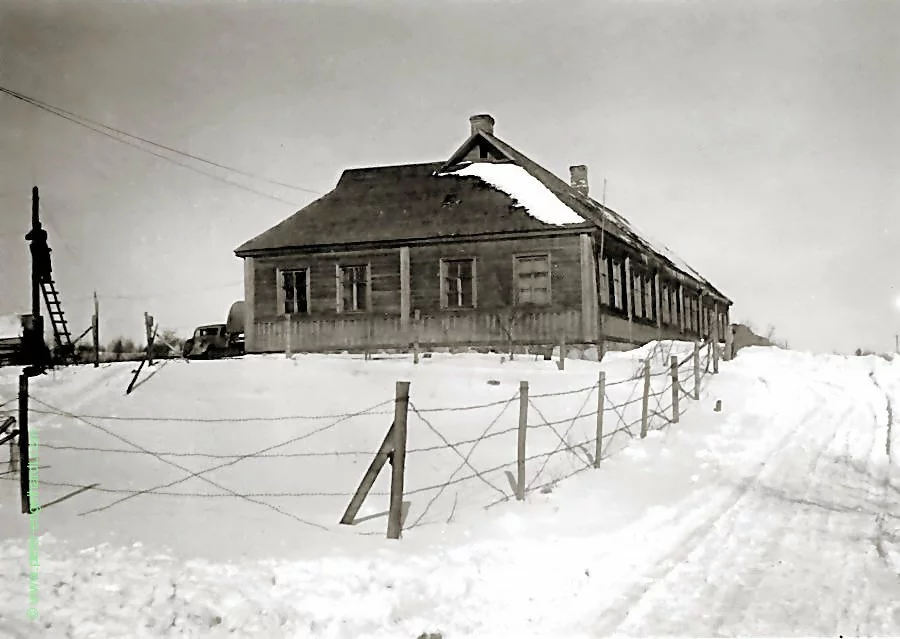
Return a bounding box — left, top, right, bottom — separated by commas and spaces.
340, 423, 396, 525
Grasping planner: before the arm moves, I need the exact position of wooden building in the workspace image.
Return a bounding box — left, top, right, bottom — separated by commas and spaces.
234, 114, 731, 355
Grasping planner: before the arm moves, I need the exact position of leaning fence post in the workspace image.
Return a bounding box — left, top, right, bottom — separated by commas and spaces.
640, 359, 651, 438
693, 341, 701, 400
18, 374, 30, 514
594, 371, 605, 468
8, 433, 18, 475
670, 355, 680, 424
387, 381, 410, 540
516, 381, 528, 500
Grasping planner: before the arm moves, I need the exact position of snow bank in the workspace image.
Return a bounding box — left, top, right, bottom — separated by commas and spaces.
440, 162, 585, 226
2, 347, 900, 637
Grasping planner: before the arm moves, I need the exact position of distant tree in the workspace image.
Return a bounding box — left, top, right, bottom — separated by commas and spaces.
110, 338, 124, 361
122, 338, 136, 354
855, 348, 864, 357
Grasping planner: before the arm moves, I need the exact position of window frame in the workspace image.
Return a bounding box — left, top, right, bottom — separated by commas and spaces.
336, 263, 371, 313
277, 267, 311, 316
512, 253, 552, 307
439, 257, 478, 310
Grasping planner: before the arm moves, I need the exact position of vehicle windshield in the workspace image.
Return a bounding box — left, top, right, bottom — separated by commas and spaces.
195, 326, 223, 338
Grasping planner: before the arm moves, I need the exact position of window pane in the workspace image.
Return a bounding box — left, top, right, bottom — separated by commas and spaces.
461, 281, 473, 307
296, 271, 308, 313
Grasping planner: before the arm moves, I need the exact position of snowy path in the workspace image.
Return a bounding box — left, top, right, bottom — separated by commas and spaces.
589, 356, 900, 636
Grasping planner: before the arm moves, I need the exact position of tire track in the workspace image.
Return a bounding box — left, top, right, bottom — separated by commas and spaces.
591, 378, 834, 636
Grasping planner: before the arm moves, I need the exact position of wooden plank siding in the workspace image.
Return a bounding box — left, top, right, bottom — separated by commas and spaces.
248, 234, 587, 353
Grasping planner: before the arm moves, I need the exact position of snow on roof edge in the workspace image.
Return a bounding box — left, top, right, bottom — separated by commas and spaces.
439, 162, 587, 227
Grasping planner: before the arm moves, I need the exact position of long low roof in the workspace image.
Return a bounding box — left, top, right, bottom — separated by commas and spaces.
236, 130, 730, 302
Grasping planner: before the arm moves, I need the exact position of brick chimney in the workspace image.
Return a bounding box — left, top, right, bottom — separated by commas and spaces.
570, 165, 589, 196
469, 114, 495, 136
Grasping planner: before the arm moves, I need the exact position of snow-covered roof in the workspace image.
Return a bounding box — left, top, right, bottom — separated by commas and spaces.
440, 162, 587, 227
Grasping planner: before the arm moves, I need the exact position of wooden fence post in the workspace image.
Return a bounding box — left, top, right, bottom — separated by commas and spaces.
92, 292, 99, 367
144, 312, 154, 366
670, 355, 680, 423
8, 434, 18, 475
557, 335, 566, 371
413, 310, 420, 365
284, 317, 293, 359
387, 381, 410, 540
594, 371, 605, 468
516, 380, 528, 500
18, 374, 30, 514
693, 341, 701, 400
640, 359, 651, 438
712, 322, 720, 374
724, 322, 734, 362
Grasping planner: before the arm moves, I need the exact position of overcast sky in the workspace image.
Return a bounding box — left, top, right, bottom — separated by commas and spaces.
1, 0, 897, 353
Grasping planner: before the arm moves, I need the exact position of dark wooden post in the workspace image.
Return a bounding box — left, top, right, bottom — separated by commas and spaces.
387, 381, 409, 540
693, 341, 701, 400
557, 335, 566, 371
92, 292, 100, 367
412, 310, 420, 365
144, 312, 154, 366
724, 311, 734, 361
640, 359, 651, 438
594, 371, 605, 468
670, 355, 680, 423
516, 381, 528, 500
30, 187, 40, 322
18, 374, 30, 514
712, 308, 720, 374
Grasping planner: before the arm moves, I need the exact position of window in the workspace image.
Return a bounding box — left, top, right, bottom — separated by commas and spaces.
441, 258, 476, 308
610, 258, 625, 311
281, 269, 309, 315
338, 264, 369, 312
674, 289, 682, 328
631, 270, 640, 318
661, 285, 671, 324
689, 295, 699, 333
598, 258, 610, 305
644, 274, 655, 321
515, 255, 551, 306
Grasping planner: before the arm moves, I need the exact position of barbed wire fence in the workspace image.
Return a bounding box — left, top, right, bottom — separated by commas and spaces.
1, 339, 723, 538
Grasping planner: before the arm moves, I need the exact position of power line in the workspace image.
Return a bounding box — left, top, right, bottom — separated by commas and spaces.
0, 85, 320, 195
0, 86, 319, 206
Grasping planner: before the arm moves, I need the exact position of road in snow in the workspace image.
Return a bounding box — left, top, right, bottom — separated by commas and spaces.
0, 347, 898, 638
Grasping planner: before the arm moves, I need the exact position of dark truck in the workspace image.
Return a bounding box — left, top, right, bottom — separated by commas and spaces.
182, 301, 246, 360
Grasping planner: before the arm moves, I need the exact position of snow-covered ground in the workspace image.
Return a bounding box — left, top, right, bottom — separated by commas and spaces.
0, 344, 898, 638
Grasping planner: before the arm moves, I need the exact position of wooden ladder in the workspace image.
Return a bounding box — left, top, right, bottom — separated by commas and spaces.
40, 279, 75, 364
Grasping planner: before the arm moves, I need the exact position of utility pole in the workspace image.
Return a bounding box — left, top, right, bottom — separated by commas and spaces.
30, 187, 40, 321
